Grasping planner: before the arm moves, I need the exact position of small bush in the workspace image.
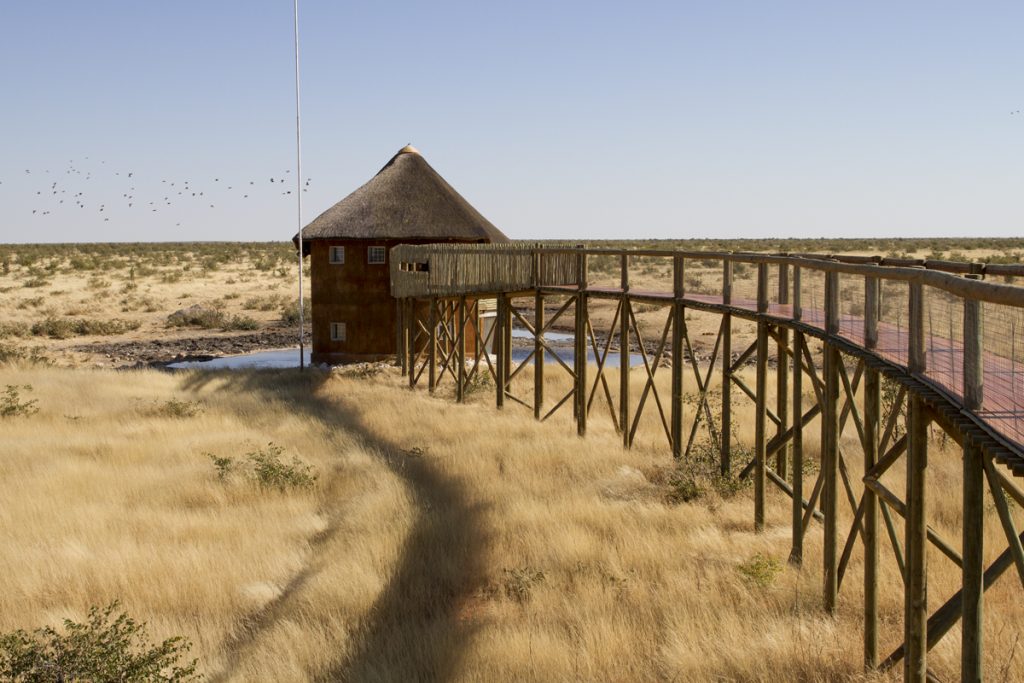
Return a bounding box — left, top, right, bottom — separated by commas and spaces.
737, 553, 782, 588
0, 601, 200, 682
0, 344, 51, 366
279, 298, 311, 326
0, 322, 30, 339
207, 453, 234, 480
247, 443, 317, 491
153, 399, 202, 419
31, 317, 142, 339
16, 297, 45, 310
1, 385, 38, 417
166, 307, 224, 330
224, 315, 258, 331
501, 567, 546, 603
208, 443, 317, 492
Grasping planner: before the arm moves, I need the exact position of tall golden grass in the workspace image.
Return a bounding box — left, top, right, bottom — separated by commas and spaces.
1, 361, 1021, 681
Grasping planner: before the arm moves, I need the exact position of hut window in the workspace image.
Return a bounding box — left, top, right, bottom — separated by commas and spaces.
367, 246, 386, 264
329, 246, 345, 264
330, 322, 346, 342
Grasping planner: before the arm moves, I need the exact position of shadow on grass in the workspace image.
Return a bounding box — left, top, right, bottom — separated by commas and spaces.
179, 368, 487, 683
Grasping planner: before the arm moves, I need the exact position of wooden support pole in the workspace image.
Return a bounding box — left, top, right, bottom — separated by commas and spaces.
863, 276, 880, 670
428, 298, 437, 392
503, 295, 512, 398
755, 320, 768, 532
407, 299, 416, 389
790, 330, 804, 564
790, 267, 804, 565
620, 254, 630, 447
671, 255, 685, 458
495, 295, 505, 409
721, 259, 733, 476
904, 281, 928, 683
754, 263, 769, 532
397, 299, 406, 373
534, 289, 544, 420
823, 270, 840, 614
777, 263, 790, 479
575, 249, 588, 437
457, 295, 466, 403
961, 297, 984, 682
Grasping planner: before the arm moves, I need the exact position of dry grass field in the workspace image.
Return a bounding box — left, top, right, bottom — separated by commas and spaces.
2, 238, 1023, 681
2, 361, 1023, 681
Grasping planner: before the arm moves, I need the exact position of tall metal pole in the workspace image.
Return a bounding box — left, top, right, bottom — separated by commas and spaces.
293, 0, 306, 370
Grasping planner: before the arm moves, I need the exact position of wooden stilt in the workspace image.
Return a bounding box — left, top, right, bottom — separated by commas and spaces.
621, 254, 630, 448
457, 295, 466, 403
496, 295, 505, 409
961, 296, 984, 682
790, 266, 804, 565
904, 281, 928, 683
395, 299, 403, 374
671, 254, 684, 458
575, 249, 588, 437
823, 270, 840, 614
535, 290, 544, 420
721, 259, 733, 476
428, 298, 437, 392
863, 276, 880, 669
754, 264, 769, 532
776, 263, 790, 479
407, 299, 416, 389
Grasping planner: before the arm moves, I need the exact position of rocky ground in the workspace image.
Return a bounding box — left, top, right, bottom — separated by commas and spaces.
72, 327, 310, 367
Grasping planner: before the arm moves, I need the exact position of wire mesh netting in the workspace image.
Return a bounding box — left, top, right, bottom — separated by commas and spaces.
923, 285, 964, 399
836, 273, 867, 348
798, 267, 827, 330
730, 260, 760, 311
682, 256, 722, 303
981, 301, 1024, 448
876, 279, 909, 367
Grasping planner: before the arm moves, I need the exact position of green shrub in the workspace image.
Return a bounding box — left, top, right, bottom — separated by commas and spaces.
1, 385, 38, 417
208, 443, 317, 492
737, 553, 782, 588
0, 601, 199, 682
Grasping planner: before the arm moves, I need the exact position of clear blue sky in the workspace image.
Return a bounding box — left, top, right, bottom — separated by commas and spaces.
1, 1, 1021, 243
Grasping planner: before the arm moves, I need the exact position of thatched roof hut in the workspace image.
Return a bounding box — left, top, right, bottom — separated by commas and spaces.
294, 145, 508, 252
295, 145, 508, 364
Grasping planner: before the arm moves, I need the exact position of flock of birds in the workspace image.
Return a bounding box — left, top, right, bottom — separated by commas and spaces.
4, 157, 312, 226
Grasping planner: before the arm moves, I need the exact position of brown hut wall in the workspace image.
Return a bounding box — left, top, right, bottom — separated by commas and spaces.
309, 238, 486, 364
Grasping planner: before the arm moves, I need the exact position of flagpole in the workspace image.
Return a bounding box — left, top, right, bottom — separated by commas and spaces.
293, 0, 305, 370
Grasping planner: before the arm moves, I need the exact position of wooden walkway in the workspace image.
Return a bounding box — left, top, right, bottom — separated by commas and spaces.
391, 245, 1024, 682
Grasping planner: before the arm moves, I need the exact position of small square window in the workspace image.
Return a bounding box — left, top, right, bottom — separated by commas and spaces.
329, 246, 345, 264
330, 322, 346, 342
368, 246, 386, 264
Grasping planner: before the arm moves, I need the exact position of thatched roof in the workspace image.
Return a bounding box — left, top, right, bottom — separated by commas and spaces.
294, 146, 508, 251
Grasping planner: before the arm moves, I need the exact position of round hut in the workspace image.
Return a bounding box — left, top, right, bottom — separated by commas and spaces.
294, 145, 509, 364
